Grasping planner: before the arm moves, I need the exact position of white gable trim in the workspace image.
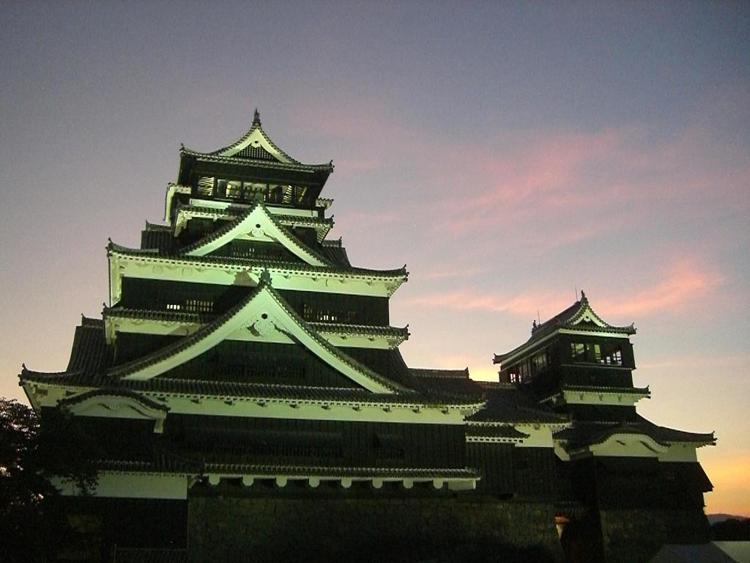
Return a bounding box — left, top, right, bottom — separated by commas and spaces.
116, 285, 399, 394
61, 394, 167, 433
218, 126, 293, 163
578, 433, 669, 459
183, 204, 329, 267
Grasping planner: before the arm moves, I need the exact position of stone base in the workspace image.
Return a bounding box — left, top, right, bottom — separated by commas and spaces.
599, 508, 711, 563
187, 494, 565, 562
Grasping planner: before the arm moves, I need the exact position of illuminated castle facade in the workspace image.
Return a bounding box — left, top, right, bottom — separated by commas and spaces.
20, 112, 715, 562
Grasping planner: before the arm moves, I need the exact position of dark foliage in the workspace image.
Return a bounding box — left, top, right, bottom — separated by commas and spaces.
711, 517, 750, 541
0, 398, 99, 562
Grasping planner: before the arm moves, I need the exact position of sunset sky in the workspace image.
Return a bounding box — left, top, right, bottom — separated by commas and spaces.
1, 2, 748, 515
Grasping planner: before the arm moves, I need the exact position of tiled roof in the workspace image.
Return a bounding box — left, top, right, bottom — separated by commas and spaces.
467, 386, 568, 424
554, 415, 716, 448
495, 293, 636, 363
411, 368, 470, 379
97, 455, 480, 480
410, 369, 486, 398
104, 307, 211, 324
180, 147, 333, 174
20, 369, 483, 407
319, 245, 351, 267
141, 229, 175, 254
66, 319, 109, 374
561, 384, 650, 395
108, 242, 407, 279
310, 322, 409, 339
201, 463, 480, 480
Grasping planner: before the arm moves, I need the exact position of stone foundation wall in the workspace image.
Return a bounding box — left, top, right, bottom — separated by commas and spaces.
599, 508, 710, 563
187, 494, 565, 562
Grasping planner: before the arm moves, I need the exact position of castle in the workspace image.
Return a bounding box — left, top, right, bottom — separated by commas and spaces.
20, 111, 715, 562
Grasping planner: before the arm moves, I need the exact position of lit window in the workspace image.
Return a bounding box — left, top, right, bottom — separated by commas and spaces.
244, 182, 266, 202
226, 181, 242, 199
593, 343, 602, 363
570, 342, 602, 363
571, 342, 586, 361
604, 347, 622, 365
197, 176, 214, 196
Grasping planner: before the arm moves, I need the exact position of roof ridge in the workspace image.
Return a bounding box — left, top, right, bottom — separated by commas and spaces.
179, 149, 334, 172
108, 245, 408, 279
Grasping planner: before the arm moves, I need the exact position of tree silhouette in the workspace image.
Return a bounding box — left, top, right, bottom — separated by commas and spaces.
1, 398, 98, 562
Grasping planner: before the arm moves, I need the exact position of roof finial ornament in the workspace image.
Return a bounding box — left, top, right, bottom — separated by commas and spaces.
580, 290, 587, 302
253, 108, 261, 126
259, 269, 272, 285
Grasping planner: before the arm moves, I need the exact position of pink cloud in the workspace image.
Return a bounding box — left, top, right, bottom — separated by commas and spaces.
404, 255, 725, 321
403, 287, 571, 318
291, 100, 749, 261
597, 258, 724, 318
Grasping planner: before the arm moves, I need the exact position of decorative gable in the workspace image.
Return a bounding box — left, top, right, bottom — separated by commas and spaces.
58, 389, 169, 433
179, 202, 330, 267
565, 292, 635, 334
212, 110, 298, 164
109, 281, 403, 394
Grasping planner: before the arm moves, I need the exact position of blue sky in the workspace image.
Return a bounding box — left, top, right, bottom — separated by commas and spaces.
1, 1, 748, 514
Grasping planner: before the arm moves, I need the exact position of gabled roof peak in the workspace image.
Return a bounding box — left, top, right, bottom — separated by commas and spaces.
495, 293, 636, 365
209, 111, 298, 164
529, 291, 633, 338
180, 109, 322, 167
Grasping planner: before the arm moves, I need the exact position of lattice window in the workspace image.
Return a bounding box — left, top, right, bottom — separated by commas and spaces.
184, 299, 213, 313
570, 342, 601, 363
197, 176, 214, 196
244, 182, 267, 202
282, 185, 294, 204
226, 181, 242, 199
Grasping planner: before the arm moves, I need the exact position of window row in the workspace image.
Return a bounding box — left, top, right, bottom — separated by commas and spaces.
570, 342, 623, 365
507, 348, 551, 383
195, 176, 309, 205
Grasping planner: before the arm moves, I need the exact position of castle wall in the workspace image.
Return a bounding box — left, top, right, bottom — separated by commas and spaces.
598, 508, 710, 563
186, 493, 565, 562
